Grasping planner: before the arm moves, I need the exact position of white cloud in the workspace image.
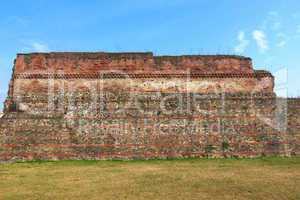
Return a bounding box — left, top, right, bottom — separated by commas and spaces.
20, 40, 50, 52
234, 31, 249, 54
30, 42, 49, 52
252, 30, 269, 53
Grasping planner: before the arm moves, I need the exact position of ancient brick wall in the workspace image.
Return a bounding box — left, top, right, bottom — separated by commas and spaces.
0, 92, 298, 161
0, 52, 298, 162
8, 53, 273, 99
287, 98, 300, 155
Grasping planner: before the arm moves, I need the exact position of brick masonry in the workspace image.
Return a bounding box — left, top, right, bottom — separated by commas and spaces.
0, 52, 299, 161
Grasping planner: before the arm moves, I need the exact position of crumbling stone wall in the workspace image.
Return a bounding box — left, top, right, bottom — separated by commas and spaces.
0, 93, 298, 161
287, 98, 300, 155
0, 52, 298, 162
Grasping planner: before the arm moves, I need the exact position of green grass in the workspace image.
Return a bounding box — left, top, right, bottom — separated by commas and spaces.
0, 157, 299, 200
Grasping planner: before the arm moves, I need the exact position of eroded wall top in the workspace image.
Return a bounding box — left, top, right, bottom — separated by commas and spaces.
14, 52, 254, 74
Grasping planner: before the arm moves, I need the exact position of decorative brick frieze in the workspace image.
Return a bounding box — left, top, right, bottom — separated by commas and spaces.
14, 71, 273, 79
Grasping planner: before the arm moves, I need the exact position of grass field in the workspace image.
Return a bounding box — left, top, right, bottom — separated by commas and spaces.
0, 157, 299, 200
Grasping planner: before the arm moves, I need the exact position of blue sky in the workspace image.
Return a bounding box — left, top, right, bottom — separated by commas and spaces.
0, 0, 300, 109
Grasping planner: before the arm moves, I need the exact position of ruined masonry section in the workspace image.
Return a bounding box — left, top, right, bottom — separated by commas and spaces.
0, 52, 299, 161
